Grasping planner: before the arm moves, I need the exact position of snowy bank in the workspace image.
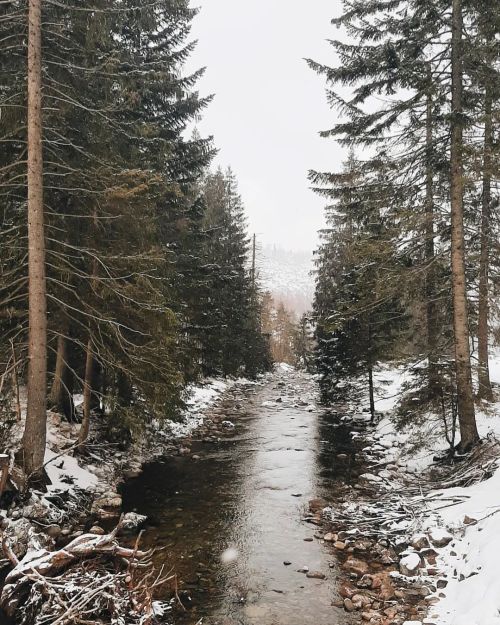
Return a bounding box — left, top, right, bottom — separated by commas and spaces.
364, 354, 500, 625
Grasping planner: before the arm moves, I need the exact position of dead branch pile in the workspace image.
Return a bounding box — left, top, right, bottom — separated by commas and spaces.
1, 522, 173, 625
425, 437, 500, 489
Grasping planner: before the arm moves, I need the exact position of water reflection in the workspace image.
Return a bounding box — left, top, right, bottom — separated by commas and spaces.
121, 373, 351, 625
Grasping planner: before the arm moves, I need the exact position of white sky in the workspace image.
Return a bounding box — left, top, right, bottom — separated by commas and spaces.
188, 1, 345, 253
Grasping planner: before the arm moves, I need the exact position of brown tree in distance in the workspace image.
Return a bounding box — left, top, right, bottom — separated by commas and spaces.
22, 0, 48, 477
450, 0, 479, 449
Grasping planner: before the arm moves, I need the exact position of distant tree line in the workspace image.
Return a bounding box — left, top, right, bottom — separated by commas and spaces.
311, 0, 499, 451
0, 0, 271, 478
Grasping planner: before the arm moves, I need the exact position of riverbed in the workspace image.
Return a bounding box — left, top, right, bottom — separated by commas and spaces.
121, 368, 357, 625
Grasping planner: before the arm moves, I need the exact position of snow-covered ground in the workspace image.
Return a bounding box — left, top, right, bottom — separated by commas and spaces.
39, 377, 243, 501
367, 353, 500, 625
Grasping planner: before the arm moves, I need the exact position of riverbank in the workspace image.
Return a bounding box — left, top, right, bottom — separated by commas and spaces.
2, 364, 500, 625
316, 360, 500, 625
0, 375, 261, 623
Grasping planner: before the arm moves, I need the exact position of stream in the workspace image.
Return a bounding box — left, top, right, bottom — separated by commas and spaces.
121, 368, 358, 625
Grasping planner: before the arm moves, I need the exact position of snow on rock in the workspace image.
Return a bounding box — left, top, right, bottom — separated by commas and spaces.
428, 527, 453, 548
276, 362, 294, 373
360, 473, 383, 483
399, 552, 422, 576
121, 512, 147, 532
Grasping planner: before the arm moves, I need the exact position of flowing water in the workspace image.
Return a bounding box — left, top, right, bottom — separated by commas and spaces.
121, 369, 356, 625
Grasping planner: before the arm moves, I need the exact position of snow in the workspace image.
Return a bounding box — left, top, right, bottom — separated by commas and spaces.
399, 552, 421, 572
40, 375, 238, 513
44, 448, 99, 493
367, 351, 500, 625
276, 362, 294, 373
158, 378, 234, 439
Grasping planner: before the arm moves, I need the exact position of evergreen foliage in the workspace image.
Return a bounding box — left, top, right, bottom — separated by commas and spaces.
0, 0, 271, 468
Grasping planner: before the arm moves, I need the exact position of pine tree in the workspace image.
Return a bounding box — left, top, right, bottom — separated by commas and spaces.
313, 154, 407, 419
22, 0, 47, 477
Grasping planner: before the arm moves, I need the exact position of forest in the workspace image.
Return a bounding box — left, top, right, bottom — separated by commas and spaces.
0, 1, 499, 625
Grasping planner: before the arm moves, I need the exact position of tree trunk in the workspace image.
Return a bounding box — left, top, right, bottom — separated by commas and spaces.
477, 85, 493, 401
425, 78, 440, 398
22, 0, 47, 477
368, 319, 375, 422
78, 337, 94, 447
368, 364, 375, 423
450, 0, 479, 449
49, 331, 66, 408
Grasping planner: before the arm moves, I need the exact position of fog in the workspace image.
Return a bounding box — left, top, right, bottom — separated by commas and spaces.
188, 0, 345, 253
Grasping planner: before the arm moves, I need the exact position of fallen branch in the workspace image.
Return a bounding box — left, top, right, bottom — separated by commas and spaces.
0, 520, 163, 624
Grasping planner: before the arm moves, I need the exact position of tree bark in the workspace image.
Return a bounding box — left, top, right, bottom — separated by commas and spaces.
477, 85, 493, 400
22, 0, 47, 477
425, 78, 440, 398
78, 336, 94, 447
450, 0, 479, 449
368, 319, 375, 422
49, 330, 67, 408
368, 364, 375, 423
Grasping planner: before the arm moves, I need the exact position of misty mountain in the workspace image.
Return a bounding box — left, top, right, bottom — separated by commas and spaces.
258, 245, 315, 316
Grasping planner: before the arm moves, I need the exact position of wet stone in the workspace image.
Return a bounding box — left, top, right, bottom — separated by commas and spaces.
306, 571, 326, 580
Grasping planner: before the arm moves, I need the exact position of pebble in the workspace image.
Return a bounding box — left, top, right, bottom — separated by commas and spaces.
343, 598, 355, 612
283, 560, 292, 566
306, 571, 326, 579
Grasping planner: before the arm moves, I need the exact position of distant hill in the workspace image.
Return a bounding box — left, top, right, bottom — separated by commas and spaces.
258, 245, 315, 317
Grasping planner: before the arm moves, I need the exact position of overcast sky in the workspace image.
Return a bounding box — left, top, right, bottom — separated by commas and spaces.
188, 1, 344, 253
